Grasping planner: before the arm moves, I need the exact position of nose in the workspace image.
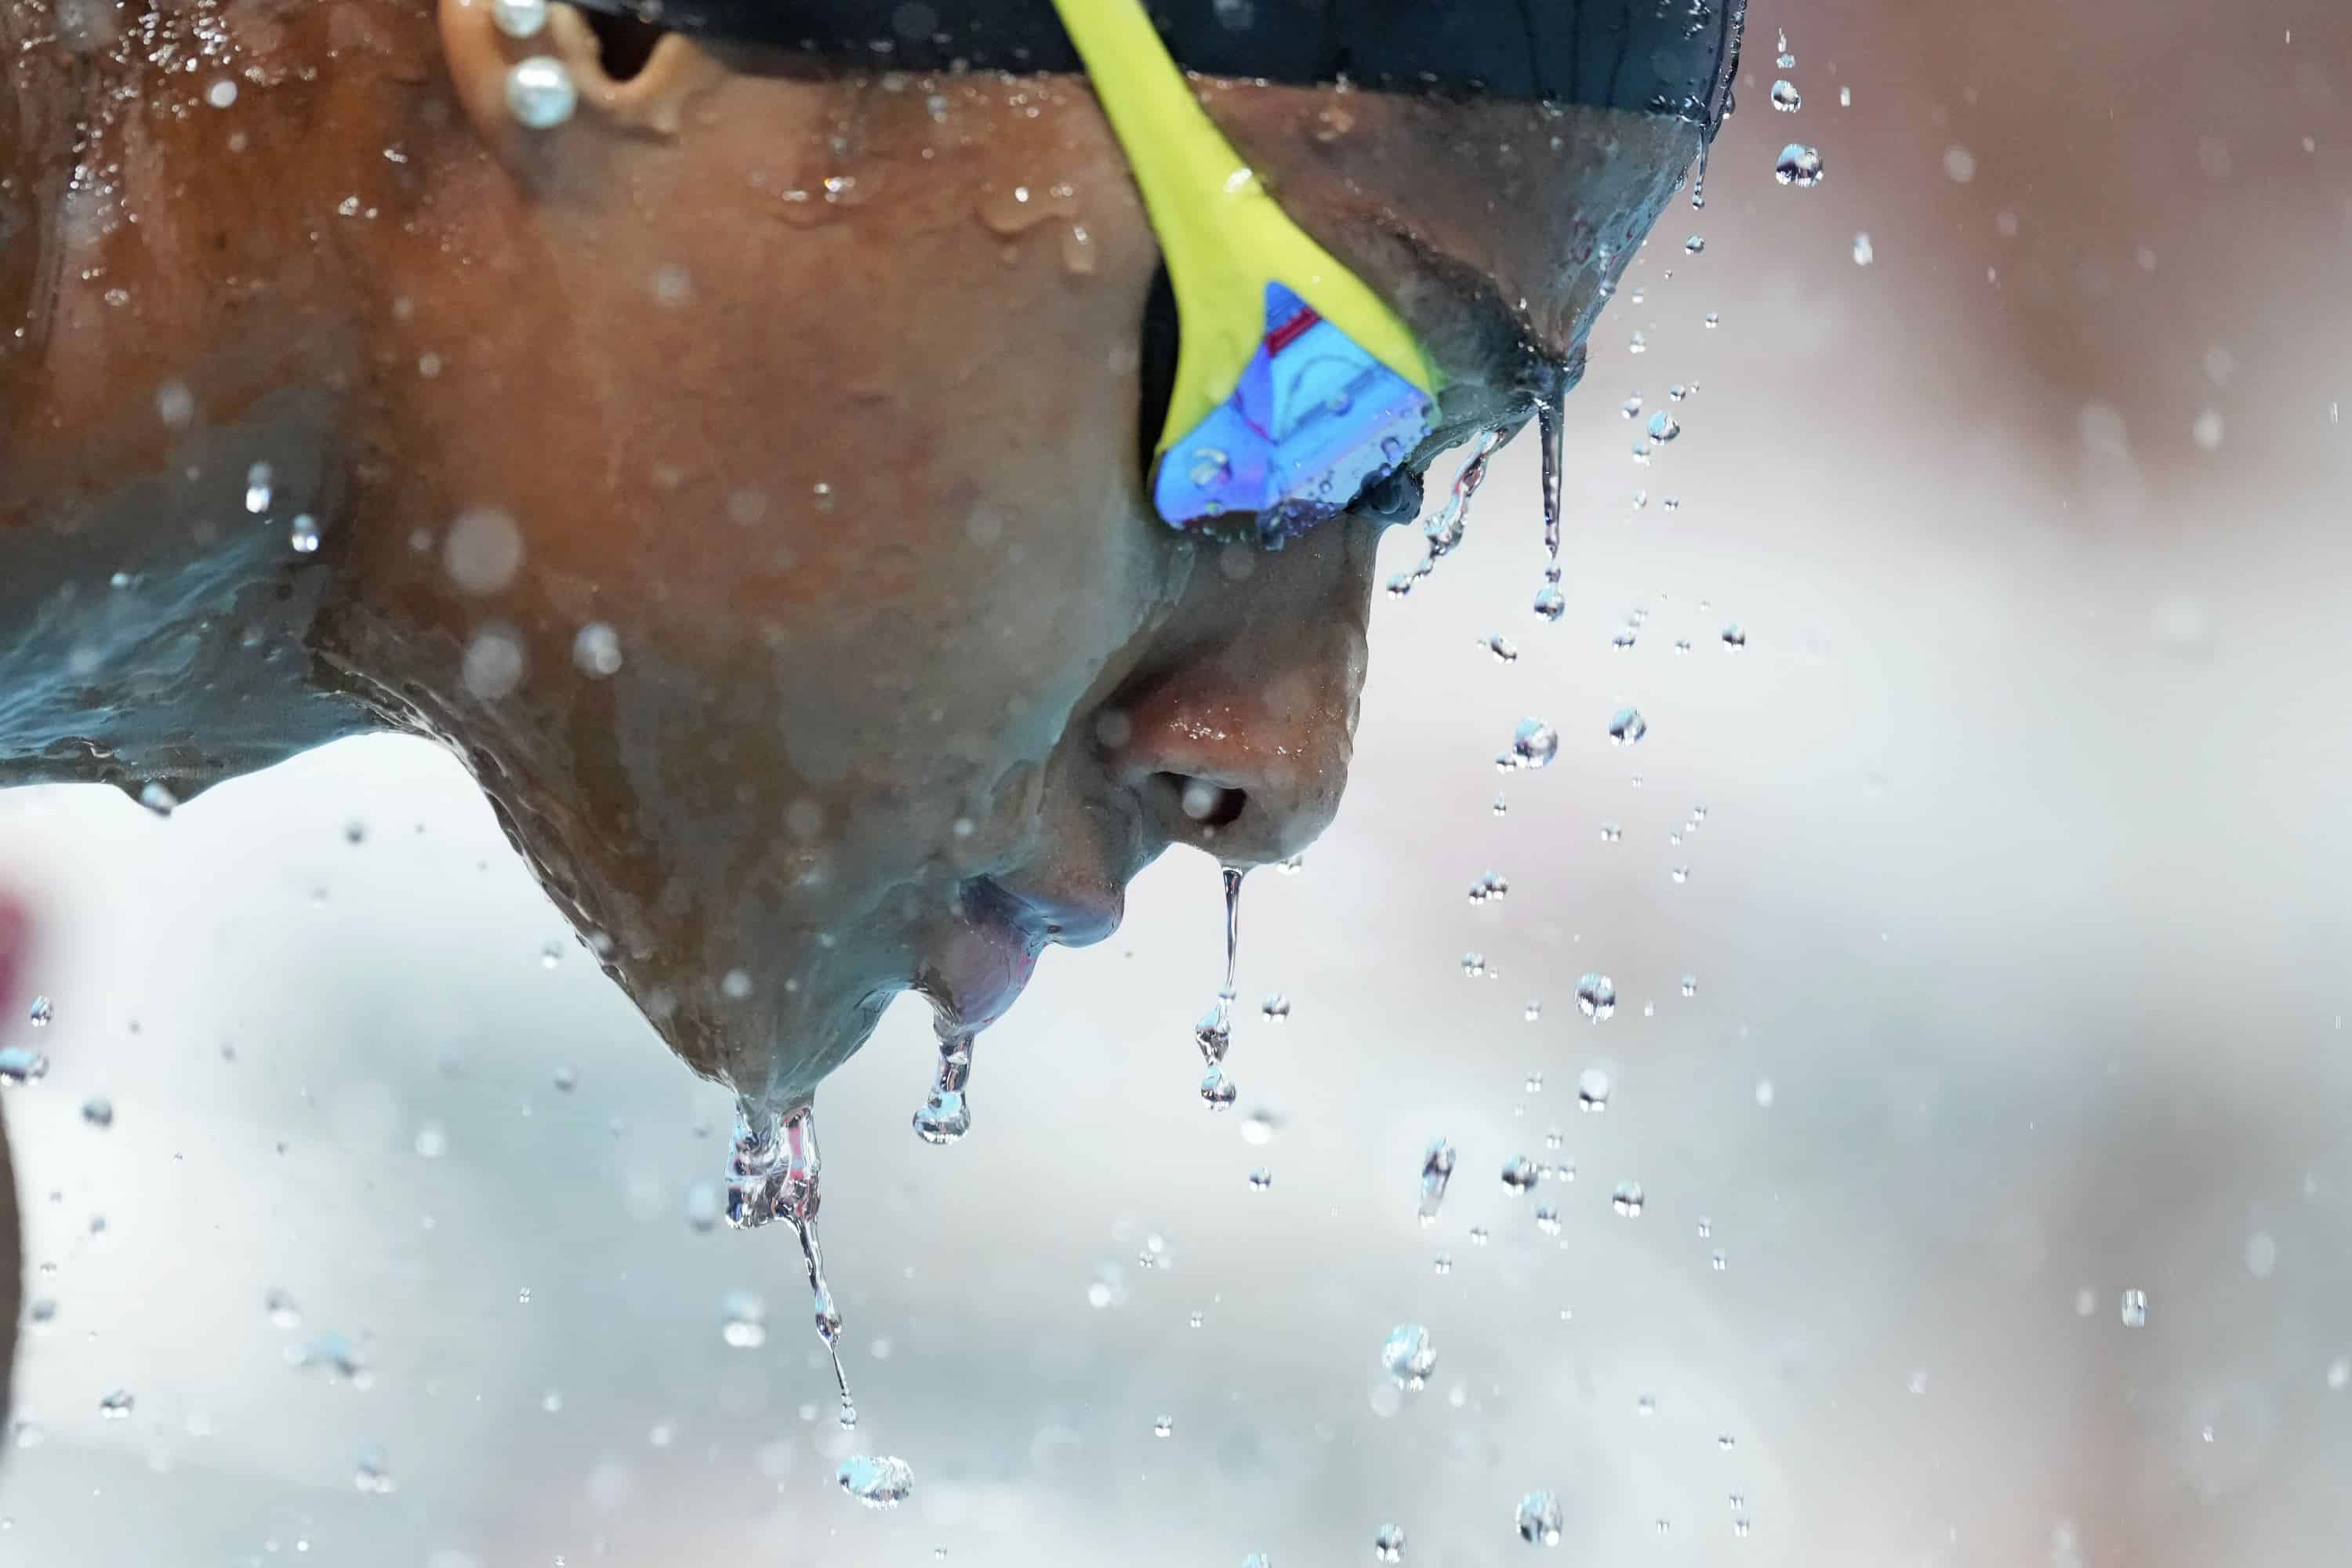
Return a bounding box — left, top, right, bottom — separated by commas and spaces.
1099, 522, 1378, 868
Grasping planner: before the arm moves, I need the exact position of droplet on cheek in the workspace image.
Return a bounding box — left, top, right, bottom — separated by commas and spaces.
445, 507, 524, 595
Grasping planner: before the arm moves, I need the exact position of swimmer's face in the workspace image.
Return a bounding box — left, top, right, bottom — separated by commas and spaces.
324, 6, 1702, 1103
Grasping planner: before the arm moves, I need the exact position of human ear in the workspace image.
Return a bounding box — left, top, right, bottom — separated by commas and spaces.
436, 0, 725, 162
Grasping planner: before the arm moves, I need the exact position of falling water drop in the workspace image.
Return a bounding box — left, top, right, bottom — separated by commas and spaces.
139, 782, 178, 817
1374, 1523, 1407, 1561
27, 996, 50, 1027
1261, 994, 1290, 1023
1192, 866, 1247, 1109
98, 1390, 135, 1420
1486, 633, 1520, 662
1577, 1067, 1611, 1111
913, 1028, 975, 1145
1510, 719, 1560, 769
1574, 974, 1617, 1022
289, 514, 321, 554
1517, 1491, 1564, 1546
2120, 1289, 2149, 1328
1381, 1324, 1438, 1388
1646, 411, 1681, 444
1501, 1156, 1541, 1193
837, 1454, 914, 1508
1774, 144, 1825, 187
1770, 79, 1801, 111
1683, 234, 1706, 254
0, 1048, 49, 1086
1607, 708, 1648, 746
1417, 1138, 1457, 1223
1721, 622, 1748, 648
1612, 1181, 1646, 1217
81, 1097, 113, 1128
245, 462, 273, 515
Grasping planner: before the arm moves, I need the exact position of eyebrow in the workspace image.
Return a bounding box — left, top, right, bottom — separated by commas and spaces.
569, 0, 1745, 135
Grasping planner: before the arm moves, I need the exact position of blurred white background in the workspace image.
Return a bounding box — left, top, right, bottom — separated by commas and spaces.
5, 0, 2352, 1563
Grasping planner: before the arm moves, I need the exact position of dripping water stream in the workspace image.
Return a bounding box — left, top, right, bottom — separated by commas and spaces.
1193, 865, 1246, 1109
728, 1101, 858, 1428
1386, 426, 1513, 597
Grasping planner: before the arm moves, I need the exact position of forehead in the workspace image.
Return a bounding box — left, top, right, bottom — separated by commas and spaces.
575, 0, 1744, 133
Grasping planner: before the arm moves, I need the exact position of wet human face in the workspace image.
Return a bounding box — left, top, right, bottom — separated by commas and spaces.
257, 9, 1700, 1108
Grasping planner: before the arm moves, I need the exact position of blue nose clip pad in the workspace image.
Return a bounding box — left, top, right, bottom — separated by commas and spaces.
1153, 282, 1436, 545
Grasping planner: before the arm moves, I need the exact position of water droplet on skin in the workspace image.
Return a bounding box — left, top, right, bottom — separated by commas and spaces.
245, 462, 273, 515
27, 996, 51, 1027
1510, 719, 1559, 768
1517, 1491, 1564, 1546
1577, 1067, 1611, 1111
0, 1047, 50, 1086
289, 514, 320, 554
1612, 1181, 1646, 1216
1381, 1324, 1437, 1388
1770, 79, 1801, 111
1575, 974, 1617, 1022
1607, 708, 1648, 746
2120, 1289, 2148, 1328
1060, 223, 1096, 275
98, 1390, 134, 1419
1774, 144, 1825, 187
1501, 1156, 1541, 1193
81, 1097, 113, 1128
913, 1029, 975, 1145
1374, 1523, 1406, 1561
837, 1454, 914, 1508
1417, 1139, 1457, 1223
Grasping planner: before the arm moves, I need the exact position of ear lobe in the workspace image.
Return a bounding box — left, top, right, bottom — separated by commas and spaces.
437, 0, 725, 164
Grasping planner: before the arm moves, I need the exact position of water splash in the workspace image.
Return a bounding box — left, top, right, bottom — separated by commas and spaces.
1193, 866, 1246, 1109
913, 1027, 975, 1145
727, 1101, 857, 1427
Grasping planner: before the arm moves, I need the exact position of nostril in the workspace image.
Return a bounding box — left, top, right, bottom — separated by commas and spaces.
1162, 773, 1247, 829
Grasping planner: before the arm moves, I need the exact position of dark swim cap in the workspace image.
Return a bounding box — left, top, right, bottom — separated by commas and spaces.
572, 1, 1744, 136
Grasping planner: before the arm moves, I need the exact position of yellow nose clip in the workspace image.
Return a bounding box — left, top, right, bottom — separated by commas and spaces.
1049, 0, 1443, 536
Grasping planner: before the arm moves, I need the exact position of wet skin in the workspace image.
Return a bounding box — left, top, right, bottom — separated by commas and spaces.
0, 3, 1698, 1114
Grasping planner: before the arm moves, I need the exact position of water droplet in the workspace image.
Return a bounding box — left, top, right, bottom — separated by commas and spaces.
1755, 1078, 1776, 1108
726, 1102, 858, 1423
1501, 1156, 1541, 1193
97, 1389, 134, 1420
572, 622, 622, 677
1247, 1167, 1273, 1192
913, 1029, 975, 1145
720, 1291, 767, 1348
139, 782, 178, 816
1461, 953, 1490, 978
1244, 1556, 1275, 1568
1599, 823, 1622, 843
1531, 583, 1566, 622
1620, 394, 1642, 419
1486, 633, 1520, 662
1684, 234, 1705, 254
1853, 231, 1875, 266
1611, 1181, 1646, 1217
506, 55, 579, 130
1510, 718, 1559, 768
1574, 974, 1617, 1022
1381, 1324, 1437, 1388
1374, 1523, 1406, 1562
1417, 1138, 1457, 1222
1577, 1067, 1611, 1111
1770, 79, 1801, 111
245, 462, 274, 515
2120, 1289, 2148, 1328
27, 996, 50, 1027
289, 514, 320, 554
1188, 447, 1232, 489
1523, 999, 1543, 1022
1646, 411, 1681, 444
1607, 708, 1648, 746
1774, 144, 1825, 187
837, 1454, 913, 1508
1628, 330, 1647, 355
492, 0, 550, 38
1517, 1490, 1563, 1547
265, 1288, 302, 1329
81, 1097, 113, 1128
1704, 311, 1720, 329
2328, 1357, 2349, 1391
0, 1047, 49, 1086
1721, 622, 1747, 648
1261, 994, 1290, 1023
1152, 1414, 1174, 1437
